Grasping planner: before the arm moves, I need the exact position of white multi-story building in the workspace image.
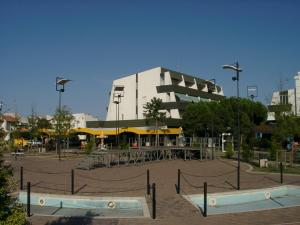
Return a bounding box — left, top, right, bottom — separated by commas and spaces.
268, 72, 300, 120
46, 113, 98, 128
72, 113, 99, 128
106, 67, 224, 121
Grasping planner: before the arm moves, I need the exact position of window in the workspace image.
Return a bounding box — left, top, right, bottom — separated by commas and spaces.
280, 91, 288, 105
160, 73, 165, 85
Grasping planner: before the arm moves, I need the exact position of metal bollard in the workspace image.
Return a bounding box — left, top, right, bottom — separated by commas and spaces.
147, 169, 150, 195
71, 169, 74, 195
27, 182, 31, 217
280, 162, 283, 184
152, 183, 156, 219
20, 166, 23, 190
204, 182, 207, 217
176, 169, 181, 194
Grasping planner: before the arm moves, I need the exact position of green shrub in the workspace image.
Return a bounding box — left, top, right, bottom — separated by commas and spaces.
242, 145, 253, 162
0, 206, 27, 225
84, 137, 96, 155
225, 143, 234, 159
269, 138, 279, 161
0, 149, 27, 225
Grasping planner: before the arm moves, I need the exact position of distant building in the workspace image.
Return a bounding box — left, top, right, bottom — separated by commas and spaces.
268, 72, 300, 120
72, 113, 99, 128
84, 67, 226, 147
106, 67, 225, 121
0, 113, 19, 141
46, 113, 99, 128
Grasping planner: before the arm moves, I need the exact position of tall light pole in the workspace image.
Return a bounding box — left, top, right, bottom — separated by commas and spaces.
247, 85, 258, 124
113, 85, 124, 149
56, 77, 71, 160
223, 62, 242, 190
113, 95, 121, 148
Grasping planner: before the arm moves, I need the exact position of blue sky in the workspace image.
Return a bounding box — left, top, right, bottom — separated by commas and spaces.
1, 0, 300, 119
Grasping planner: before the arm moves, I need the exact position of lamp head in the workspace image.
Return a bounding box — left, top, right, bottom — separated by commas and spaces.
222, 64, 242, 72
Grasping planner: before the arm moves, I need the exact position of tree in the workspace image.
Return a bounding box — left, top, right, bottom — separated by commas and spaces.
182, 97, 268, 149
0, 149, 27, 225
143, 97, 166, 147
27, 111, 39, 142
52, 106, 74, 149
37, 118, 52, 130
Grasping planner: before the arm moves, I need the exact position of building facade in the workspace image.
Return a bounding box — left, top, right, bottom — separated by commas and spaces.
106, 67, 225, 121
268, 72, 300, 120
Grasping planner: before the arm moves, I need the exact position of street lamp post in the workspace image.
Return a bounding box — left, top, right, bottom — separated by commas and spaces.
223, 62, 242, 190
247, 85, 258, 124
113, 94, 122, 148
56, 77, 71, 160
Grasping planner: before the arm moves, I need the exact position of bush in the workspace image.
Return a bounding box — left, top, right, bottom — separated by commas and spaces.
0, 149, 27, 225
0, 206, 27, 225
269, 138, 279, 161
242, 145, 253, 162
225, 143, 234, 159
84, 137, 95, 155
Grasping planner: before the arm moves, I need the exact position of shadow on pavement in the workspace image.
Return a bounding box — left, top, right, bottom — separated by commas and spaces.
44, 211, 119, 225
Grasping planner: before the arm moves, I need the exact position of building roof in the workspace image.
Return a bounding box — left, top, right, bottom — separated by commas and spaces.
2, 115, 17, 122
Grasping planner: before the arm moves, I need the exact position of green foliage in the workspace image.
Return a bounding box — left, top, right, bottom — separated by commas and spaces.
182, 97, 268, 146
274, 115, 300, 142
37, 117, 51, 129
143, 97, 166, 123
143, 97, 166, 146
84, 136, 96, 155
242, 144, 253, 162
225, 143, 234, 159
52, 106, 74, 139
27, 112, 39, 141
0, 149, 26, 224
269, 138, 280, 161
0, 206, 27, 225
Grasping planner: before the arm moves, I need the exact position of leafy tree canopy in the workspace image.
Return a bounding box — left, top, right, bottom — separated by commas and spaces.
52, 106, 74, 138
143, 97, 166, 124
182, 97, 268, 140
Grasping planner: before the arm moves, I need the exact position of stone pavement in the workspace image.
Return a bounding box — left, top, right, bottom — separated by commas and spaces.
6, 154, 300, 225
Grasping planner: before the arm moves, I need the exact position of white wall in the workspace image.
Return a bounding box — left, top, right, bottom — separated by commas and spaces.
138, 67, 165, 119
72, 113, 98, 128
106, 74, 137, 121
294, 72, 300, 115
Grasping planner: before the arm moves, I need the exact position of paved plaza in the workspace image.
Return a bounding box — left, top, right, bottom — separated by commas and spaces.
6, 154, 300, 225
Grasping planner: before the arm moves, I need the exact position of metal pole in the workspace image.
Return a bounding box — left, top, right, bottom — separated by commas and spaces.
204, 182, 207, 217
115, 102, 118, 147
58, 90, 62, 161
147, 169, 150, 195
177, 169, 181, 194
236, 62, 241, 190
117, 100, 120, 148
27, 182, 31, 217
20, 166, 23, 190
152, 183, 156, 219
71, 169, 74, 194
280, 162, 283, 184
